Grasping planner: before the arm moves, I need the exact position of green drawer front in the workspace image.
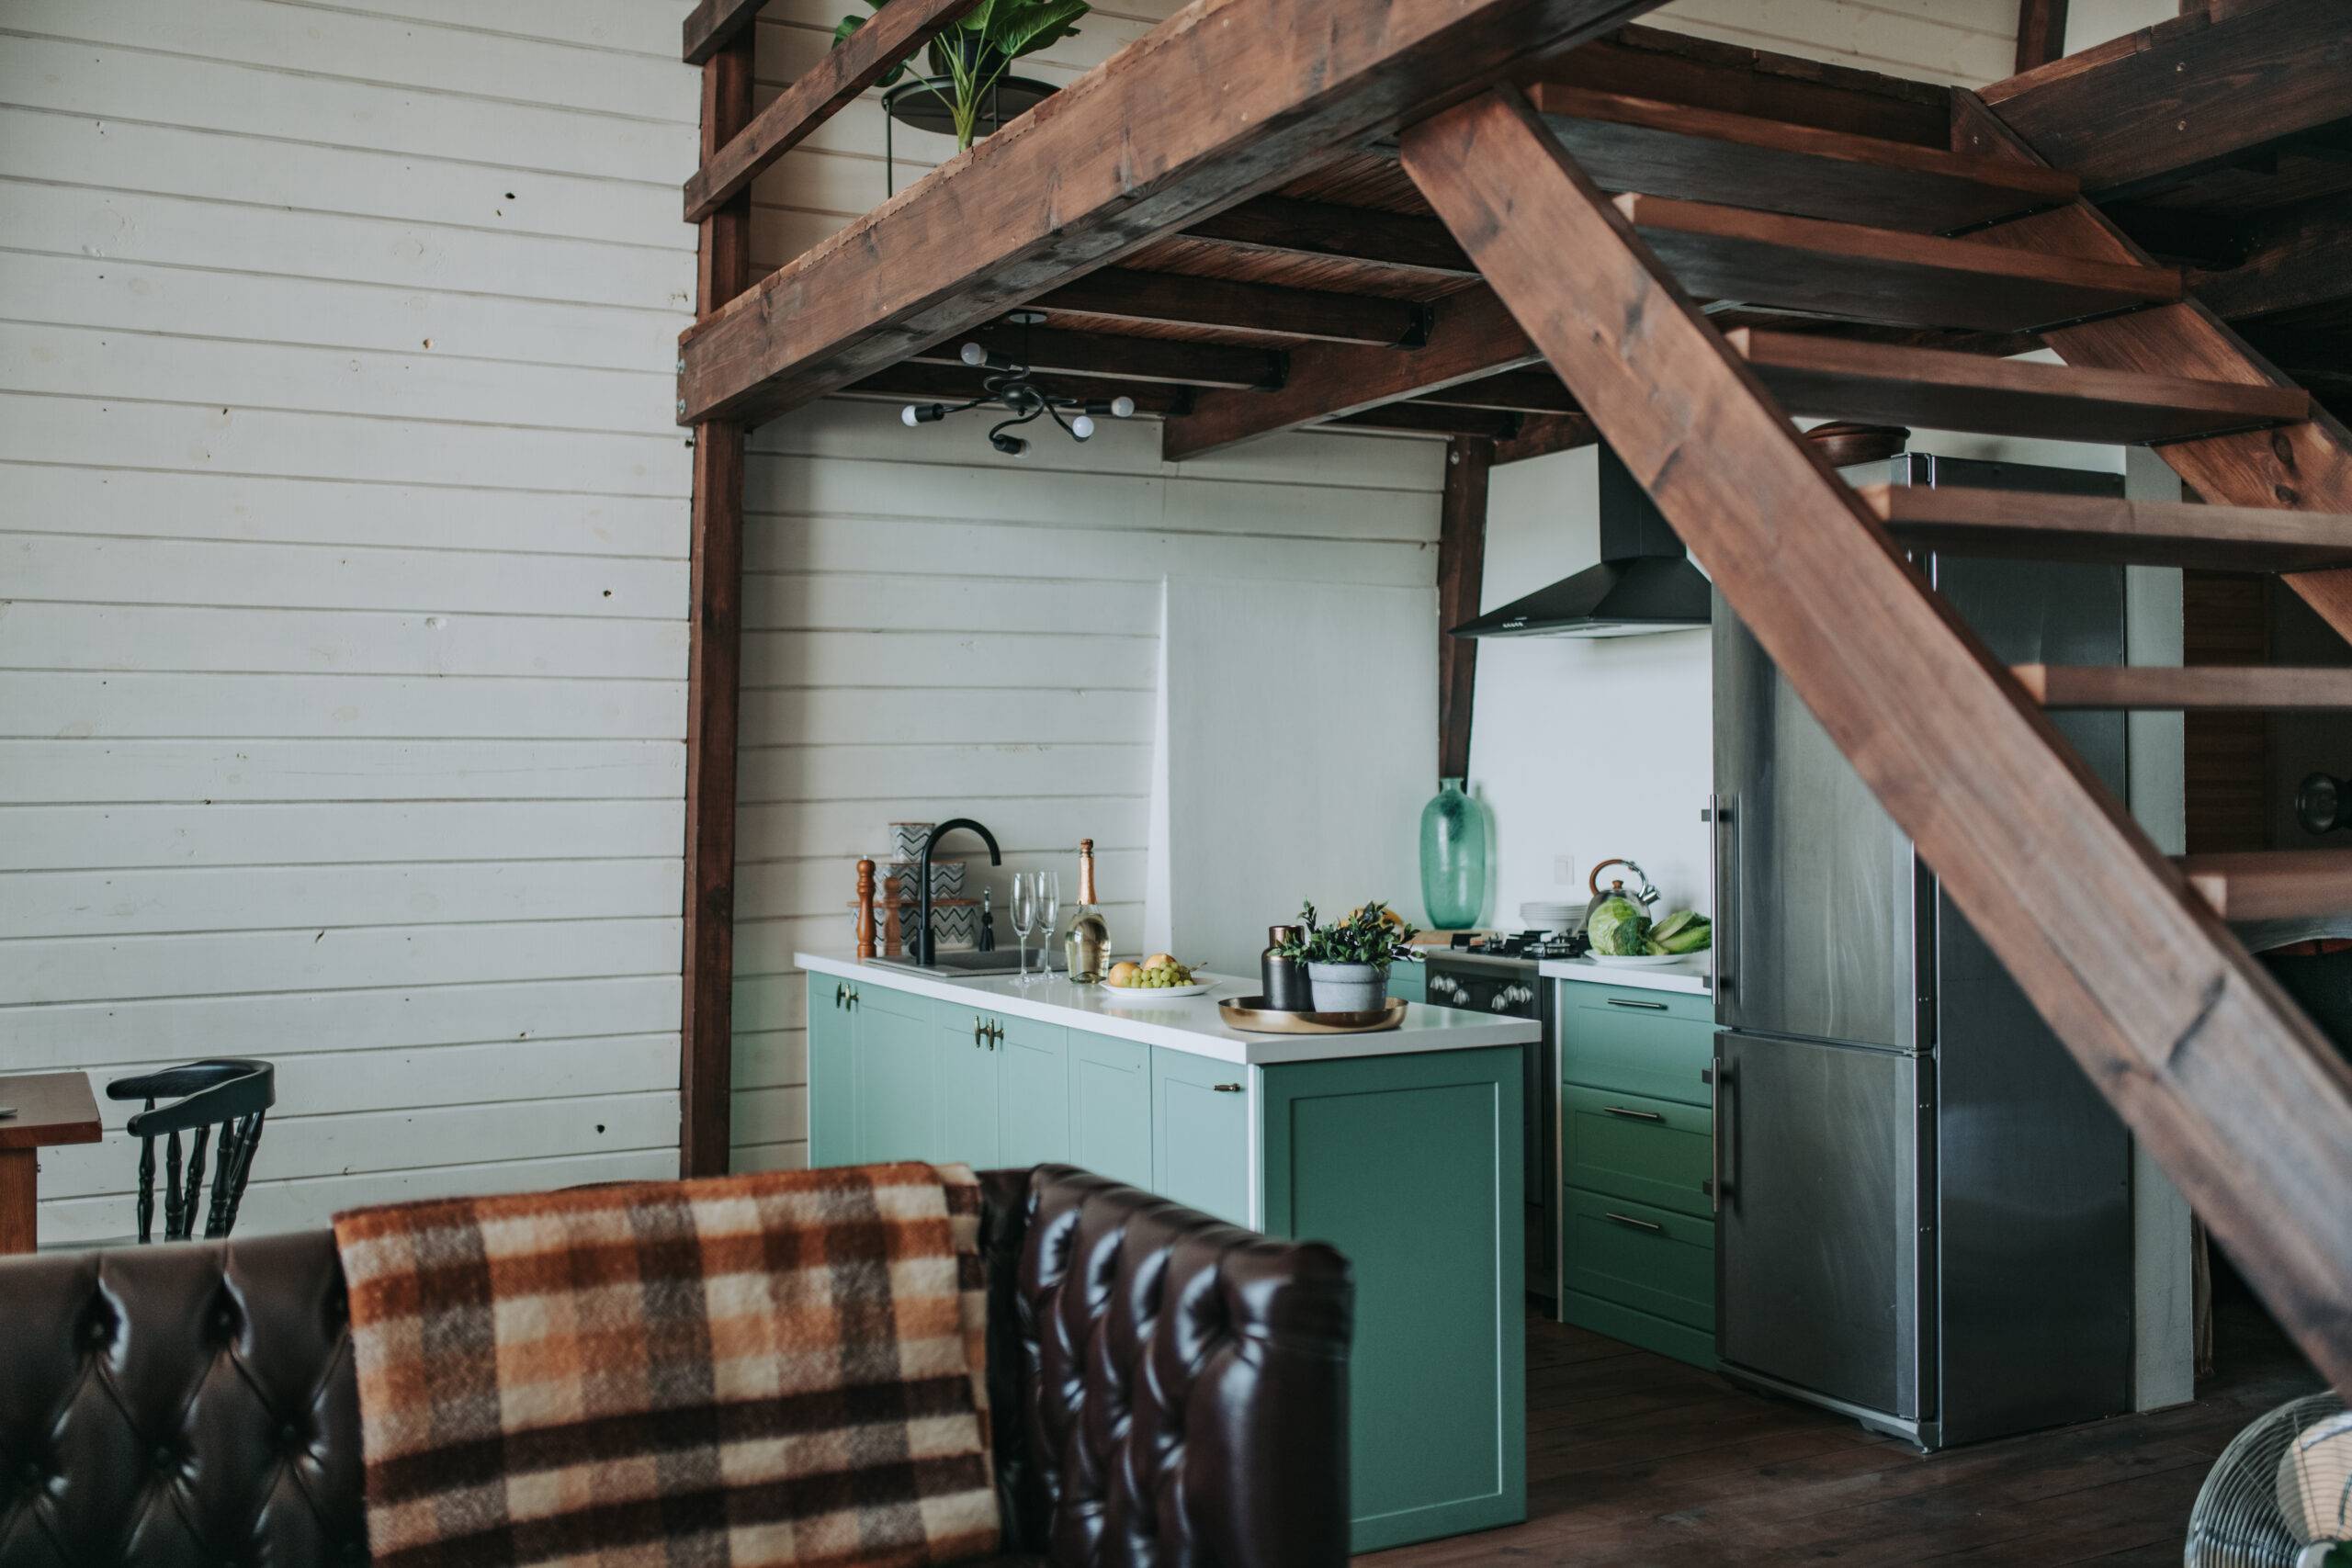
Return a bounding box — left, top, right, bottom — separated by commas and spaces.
1560, 1187, 1714, 1334
854, 978, 933, 1023
1560, 1085, 1713, 1218
1387, 964, 1427, 1006
1558, 986, 1713, 1106
1561, 1292, 1717, 1372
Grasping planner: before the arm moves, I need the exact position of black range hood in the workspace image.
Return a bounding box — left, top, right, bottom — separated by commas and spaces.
1451, 443, 1712, 639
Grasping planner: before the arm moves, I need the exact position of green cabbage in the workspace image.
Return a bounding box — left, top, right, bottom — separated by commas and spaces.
1588, 895, 1651, 956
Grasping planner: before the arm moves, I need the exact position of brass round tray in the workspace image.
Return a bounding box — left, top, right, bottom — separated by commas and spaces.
1216, 997, 1408, 1034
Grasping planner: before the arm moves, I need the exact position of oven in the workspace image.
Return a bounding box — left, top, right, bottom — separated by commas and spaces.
1425, 951, 1559, 1308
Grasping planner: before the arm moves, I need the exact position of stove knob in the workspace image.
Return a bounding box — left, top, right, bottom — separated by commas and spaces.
1489, 994, 1509, 1011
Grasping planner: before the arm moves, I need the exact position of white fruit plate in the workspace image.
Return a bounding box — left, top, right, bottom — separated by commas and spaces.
1098, 979, 1216, 1001
1589, 953, 1699, 967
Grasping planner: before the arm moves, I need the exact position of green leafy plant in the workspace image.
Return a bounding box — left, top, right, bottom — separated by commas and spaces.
834, 0, 1090, 151
1277, 901, 1422, 973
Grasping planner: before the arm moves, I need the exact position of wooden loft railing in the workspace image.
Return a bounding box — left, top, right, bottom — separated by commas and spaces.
672, 0, 2352, 1393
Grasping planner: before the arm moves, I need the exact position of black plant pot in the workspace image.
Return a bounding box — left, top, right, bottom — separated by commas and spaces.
880, 73, 1058, 141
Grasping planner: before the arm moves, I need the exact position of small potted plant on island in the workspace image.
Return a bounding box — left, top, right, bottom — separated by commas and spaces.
1279, 901, 1420, 1013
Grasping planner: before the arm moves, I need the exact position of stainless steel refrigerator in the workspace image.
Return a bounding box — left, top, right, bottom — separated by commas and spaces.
1710, 453, 2137, 1449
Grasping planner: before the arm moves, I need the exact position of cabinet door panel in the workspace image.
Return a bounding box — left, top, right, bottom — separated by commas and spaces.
1153, 1049, 1249, 1226
935, 1005, 1000, 1169
997, 1018, 1069, 1169
1069, 1032, 1152, 1190
854, 992, 940, 1163
808, 976, 857, 1168
1560, 1085, 1712, 1217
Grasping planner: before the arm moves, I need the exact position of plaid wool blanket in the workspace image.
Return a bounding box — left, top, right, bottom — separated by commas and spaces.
332, 1162, 999, 1568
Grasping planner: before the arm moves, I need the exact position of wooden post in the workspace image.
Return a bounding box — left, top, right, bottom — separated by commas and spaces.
679, 28, 755, 1179
2013, 0, 2071, 73
1436, 437, 1492, 783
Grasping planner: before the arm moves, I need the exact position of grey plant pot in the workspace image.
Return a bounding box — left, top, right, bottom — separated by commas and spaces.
1306, 961, 1387, 1013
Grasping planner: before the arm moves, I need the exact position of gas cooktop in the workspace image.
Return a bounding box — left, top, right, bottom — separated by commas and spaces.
1438, 929, 1590, 962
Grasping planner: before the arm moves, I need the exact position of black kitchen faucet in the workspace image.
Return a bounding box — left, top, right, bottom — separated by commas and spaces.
913, 818, 1001, 966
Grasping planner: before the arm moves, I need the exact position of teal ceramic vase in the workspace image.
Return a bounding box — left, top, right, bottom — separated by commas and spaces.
1419, 777, 1486, 931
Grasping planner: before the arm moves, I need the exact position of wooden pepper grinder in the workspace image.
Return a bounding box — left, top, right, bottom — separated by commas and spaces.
855, 859, 876, 959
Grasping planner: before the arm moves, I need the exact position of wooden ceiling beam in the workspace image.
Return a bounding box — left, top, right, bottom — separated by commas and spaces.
1495, 411, 1600, 463
676, 0, 1677, 427
1161, 288, 1540, 460
2193, 201, 2352, 324
1182, 195, 1478, 277
1417, 368, 1583, 413
1328, 405, 1524, 439
843, 363, 1194, 415
1035, 268, 1428, 347
908, 324, 1284, 389
1978, 0, 2352, 197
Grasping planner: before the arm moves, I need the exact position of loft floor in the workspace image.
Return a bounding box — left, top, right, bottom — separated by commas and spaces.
1363, 1293, 2318, 1566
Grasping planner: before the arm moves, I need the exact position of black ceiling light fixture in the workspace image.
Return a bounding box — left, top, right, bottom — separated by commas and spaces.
900, 310, 1136, 456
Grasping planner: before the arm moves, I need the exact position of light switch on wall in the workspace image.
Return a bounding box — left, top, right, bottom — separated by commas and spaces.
1554, 854, 1577, 886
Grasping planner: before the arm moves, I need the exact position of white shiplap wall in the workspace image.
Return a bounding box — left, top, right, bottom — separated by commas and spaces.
0, 0, 701, 1238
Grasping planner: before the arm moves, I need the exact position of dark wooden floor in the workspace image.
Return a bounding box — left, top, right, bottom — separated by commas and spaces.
1364, 1293, 2319, 1566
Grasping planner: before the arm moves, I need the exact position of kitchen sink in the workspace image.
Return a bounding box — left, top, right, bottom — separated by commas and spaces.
866, 951, 1026, 977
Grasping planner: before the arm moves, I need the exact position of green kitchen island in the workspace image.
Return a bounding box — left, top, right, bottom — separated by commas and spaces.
797, 950, 1533, 1553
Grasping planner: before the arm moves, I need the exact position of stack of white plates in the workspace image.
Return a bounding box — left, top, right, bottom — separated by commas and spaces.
1521, 900, 1584, 931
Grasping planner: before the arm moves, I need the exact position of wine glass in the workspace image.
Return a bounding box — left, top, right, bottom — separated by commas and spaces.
1037, 871, 1061, 978
1010, 873, 1037, 988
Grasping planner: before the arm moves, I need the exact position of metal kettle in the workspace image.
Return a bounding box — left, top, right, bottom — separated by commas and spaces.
1584, 858, 1659, 927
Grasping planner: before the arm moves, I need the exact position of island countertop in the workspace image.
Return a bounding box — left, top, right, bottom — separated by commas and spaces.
797, 950, 1539, 1066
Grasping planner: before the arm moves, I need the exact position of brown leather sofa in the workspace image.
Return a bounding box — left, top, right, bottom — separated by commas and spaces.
0, 1165, 1352, 1568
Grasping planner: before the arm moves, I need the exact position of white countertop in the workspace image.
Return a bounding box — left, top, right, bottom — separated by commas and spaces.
797, 951, 1540, 1066
1539, 955, 1713, 996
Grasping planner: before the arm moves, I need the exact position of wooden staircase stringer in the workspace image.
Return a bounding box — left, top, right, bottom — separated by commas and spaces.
1398, 85, 2352, 1394
1950, 88, 2352, 645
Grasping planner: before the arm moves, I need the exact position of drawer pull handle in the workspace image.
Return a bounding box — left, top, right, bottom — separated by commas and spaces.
988, 1021, 1002, 1049
847, 988, 859, 1009
1213, 1082, 1244, 1093
973, 1018, 986, 1047
1605, 1212, 1664, 1235
1605, 998, 1669, 1012
1602, 1105, 1664, 1122
834, 982, 846, 1008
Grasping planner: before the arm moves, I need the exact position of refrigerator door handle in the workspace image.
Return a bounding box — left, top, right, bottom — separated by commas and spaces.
1709, 1058, 1734, 1212
1705, 793, 1736, 1019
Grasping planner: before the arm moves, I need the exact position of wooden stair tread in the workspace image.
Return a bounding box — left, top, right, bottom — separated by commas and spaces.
1732, 330, 2309, 445
2178, 852, 2352, 923
1534, 85, 2077, 232
1857, 485, 2352, 571
1615, 194, 2180, 333
2015, 664, 2352, 709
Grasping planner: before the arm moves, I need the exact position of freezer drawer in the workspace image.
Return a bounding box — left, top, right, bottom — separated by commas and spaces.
1714, 1030, 1929, 1423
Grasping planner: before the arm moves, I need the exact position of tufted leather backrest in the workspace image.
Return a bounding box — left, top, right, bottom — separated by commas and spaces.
983, 1167, 1353, 1568
0, 1168, 1351, 1568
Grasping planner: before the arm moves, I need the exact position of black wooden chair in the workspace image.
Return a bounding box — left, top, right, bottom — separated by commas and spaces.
106, 1059, 274, 1243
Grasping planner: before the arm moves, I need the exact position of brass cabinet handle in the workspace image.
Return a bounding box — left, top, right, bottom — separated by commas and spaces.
834, 982, 846, 1009
973, 1017, 985, 1047
1603, 1105, 1664, 1122
1213, 1082, 1243, 1093
1605, 1212, 1664, 1235
988, 1021, 1002, 1049
1605, 997, 1668, 1011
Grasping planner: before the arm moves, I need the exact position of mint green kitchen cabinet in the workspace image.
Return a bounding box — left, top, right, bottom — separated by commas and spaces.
1387, 962, 1428, 1005
808, 977, 858, 1168
1555, 978, 1717, 1370
995, 1016, 1071, 1169
934, 999, 1002, 1169
1151, 1046, 1250, 1225
1068, 1031, 1151, 1190
801, 961, 1529, 1555
853, 985, 938, 1163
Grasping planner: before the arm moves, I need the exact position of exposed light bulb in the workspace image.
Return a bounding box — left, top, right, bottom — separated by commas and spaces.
1071, 414, 1096, 440
901, 404, 922, 427
1110, 396, 1136, 419
959, 342, 988, 367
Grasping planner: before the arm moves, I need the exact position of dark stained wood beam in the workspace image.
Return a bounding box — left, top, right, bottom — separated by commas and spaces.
1495, 411, 1600, 464
1162, 288, 1538, 460
1979, 0, 2352, 197
909, 324, 1283, 389
683, 0, 763, 65
1419, 369, 1582, 413
1182, 195, 1477, 277
1539, 22, 1952, 148
2013, 0, 2071, 73
1437, 436, 1492, 783
681, 28, 757, 1179
684, 0, 983, 222
677, 0, 1679, 427
1405, 83, 2352, 1393
1038, 268, 1429, 346
2193, 201, 2352, 324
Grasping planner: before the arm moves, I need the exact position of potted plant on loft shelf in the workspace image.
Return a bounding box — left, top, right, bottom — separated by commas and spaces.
1279, 901, 1420, 1013
833, 0, 1091, 153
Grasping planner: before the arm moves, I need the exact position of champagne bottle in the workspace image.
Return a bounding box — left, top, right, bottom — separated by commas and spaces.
1064, 838, 1111, 983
